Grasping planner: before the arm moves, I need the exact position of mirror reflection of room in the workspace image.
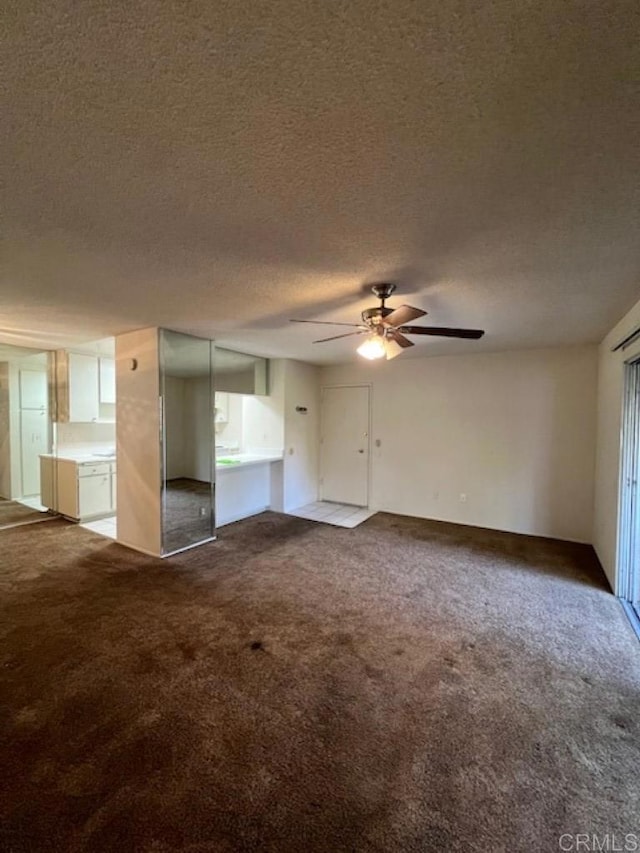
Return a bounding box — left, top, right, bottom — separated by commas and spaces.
160, 329, 215, 555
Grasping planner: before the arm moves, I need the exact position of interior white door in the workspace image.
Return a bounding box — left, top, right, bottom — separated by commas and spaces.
320, 385, 370, 506
20, 409, 48, 496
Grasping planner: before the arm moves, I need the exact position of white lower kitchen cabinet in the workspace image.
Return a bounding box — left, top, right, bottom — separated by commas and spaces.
40, 456, 116, 521
78, 469, 112, 518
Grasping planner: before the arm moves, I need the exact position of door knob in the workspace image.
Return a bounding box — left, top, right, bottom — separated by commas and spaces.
358, 449, 364, 453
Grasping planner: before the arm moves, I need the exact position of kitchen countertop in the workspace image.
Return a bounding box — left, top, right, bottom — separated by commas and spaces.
40, 452, 116, 464
41, 452, 281, 468
216, 453, 283, 470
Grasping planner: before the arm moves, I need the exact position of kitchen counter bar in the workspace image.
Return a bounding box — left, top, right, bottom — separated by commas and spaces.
216, 453, 282, 471
215, 454, 283, 527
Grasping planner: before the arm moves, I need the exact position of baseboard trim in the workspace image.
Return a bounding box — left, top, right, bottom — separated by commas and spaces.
161, 536, 217, 558
377, 509, 592, 546
0, 513, 59, 531
114, 539, 162, 559
217, 506, 269, 528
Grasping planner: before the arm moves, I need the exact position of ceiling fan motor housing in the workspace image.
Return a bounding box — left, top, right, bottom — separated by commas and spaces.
361, 306, 393, 326
362, 283, 397, 326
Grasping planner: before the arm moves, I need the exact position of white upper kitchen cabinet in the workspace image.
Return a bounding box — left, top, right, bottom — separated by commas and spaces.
55, 351, 100, 422
99, 357, 116, 404
68, 353, 100, 422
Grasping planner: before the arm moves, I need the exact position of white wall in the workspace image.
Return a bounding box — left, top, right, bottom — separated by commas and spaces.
282, 360, 320, 511
162, 375, 214, 482
215, 393, 243, 448
322, 345, 598, 543
115, 328, 162, 557
184, 375, 213, 481
163, 376, 186, 479
239, 358, 320, 511
593, 297, 640, 591
158, 329, 214, 501
55, 421, 116, 450
242, 359, 285, 453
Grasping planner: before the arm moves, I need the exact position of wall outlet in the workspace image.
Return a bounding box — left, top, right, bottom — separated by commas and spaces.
459, 493, 467, 503
199, 507, 208, 517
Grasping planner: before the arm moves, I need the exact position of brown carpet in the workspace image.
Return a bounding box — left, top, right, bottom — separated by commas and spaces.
1, 512, 638, 852
0, 497, 51, 529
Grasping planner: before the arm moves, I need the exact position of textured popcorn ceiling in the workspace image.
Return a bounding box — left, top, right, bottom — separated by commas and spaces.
1, 0, 639, 363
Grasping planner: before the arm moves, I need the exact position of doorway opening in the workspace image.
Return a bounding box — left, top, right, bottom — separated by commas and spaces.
285, 384, 375, 529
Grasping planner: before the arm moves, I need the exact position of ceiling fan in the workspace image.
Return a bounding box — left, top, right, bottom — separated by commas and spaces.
290, 284, 485, 360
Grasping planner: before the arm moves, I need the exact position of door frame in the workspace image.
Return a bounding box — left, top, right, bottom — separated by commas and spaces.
319, 383, 372, 507
617, 349, 640, 635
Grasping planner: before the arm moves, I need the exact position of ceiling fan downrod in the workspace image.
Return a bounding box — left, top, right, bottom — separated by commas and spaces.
371, 283, 396, 306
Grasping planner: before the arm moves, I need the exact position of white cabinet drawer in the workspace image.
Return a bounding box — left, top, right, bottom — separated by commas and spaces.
78, 463, 111, 477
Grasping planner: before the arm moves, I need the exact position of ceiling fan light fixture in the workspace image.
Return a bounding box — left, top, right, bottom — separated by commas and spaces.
290, 284, 485, 359
357, 336, 386, 360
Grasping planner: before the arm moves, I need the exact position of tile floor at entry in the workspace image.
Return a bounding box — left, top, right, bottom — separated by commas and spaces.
81, 503, 374, 542
287, 501, 375, 528
82, 516, 117, 540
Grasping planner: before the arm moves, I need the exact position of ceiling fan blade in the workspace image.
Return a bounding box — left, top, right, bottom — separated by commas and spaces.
386, 329, 414, 348
399, 326, 485, 339
384, 335, 414, 360
383, 305, 427, 327
313, 330, 369, 343
290, 319, 364, 328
